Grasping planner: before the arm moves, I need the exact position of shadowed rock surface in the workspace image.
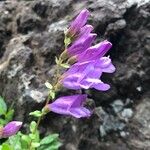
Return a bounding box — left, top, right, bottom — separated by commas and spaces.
0, 0, 150, 149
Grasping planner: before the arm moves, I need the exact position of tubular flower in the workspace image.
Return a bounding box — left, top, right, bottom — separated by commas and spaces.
67, 33, 97, 56
78, 24, 94, 39
47, 95, 91, 118
77, 40, 112, 62
67, 9, 90, 37
0, 121, 22, 138
61, 57, 115, 90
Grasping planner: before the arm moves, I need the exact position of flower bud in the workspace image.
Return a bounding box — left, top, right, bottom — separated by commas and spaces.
1, 121, 22, 138
67, 9, 90, 37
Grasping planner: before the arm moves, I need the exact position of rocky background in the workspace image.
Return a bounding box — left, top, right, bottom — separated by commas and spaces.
0, 0, 150, 150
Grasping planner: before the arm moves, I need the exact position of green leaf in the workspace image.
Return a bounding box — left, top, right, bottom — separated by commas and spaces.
38, 141, 62, 150
1, 143, 13, 150
45, 82, 53, 89
5, 109, 14, 122
49, 91, 55, 99
60, 63, 70, 69
7, 134, 22, 150
40, 134, 59, 145
39, 134, 61, 150
0, 96, 7, 115
55, 57, 59, 65
29, 111, 42, 118
64, 36, 71, 48
31, 142, 40, 148
0, 118, 7, 125
29, 133, 36, 140
30, 121, 37, 133
21, 135, 31, 144
48, 142, 62, 150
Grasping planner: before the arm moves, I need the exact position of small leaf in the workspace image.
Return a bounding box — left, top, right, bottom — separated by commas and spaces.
40, 134, 59, 145
5, 109, 14, 122
0, 118, 7, 125
48, 142, 62, 150
31, 142, 40, 148
8, 134, 22, 150
0, 96, 7, 115
29, 133, 36, 140
64, 36, 71, 48
1, 143, 12, 150
38, 141, 62, 150
21, 135, 31, 144
29, 111, 42, 118
55, 57, 59, 65
45, 82, 53, 89
30, 121, 37, 133
49, 91, 55, 99
60, 63, 70, 69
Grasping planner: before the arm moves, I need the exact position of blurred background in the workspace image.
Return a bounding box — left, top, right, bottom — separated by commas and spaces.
0, 0, 149, 150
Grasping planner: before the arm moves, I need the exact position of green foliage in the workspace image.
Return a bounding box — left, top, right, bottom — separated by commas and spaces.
0, 96, 61, 149
0, 97, 14, 126
38, 134, 62, 150
0, 97, 7, 115
60, 63, 70, 69
0, 143, 13, 150
7, 134, 22, 150
49, 90, 56, 100
64, 35, 71, 48
29, 111, 43, 118
1, 132, 61, 150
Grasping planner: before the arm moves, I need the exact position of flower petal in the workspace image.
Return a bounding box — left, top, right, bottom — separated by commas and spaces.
77, 40, 112, 62
48, 95, 89, 118
69, 107, 91, 118
2, 121, 22, 138
67, 33, 96, 56
68, 9, 90, 36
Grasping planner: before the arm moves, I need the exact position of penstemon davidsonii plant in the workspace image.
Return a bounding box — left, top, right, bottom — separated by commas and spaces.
0, 9, 115, 150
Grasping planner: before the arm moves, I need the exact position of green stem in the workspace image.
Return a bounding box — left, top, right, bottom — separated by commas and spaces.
29, 56, 63, 150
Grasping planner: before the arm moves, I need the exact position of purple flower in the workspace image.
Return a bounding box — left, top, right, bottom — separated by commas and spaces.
47, 95, 91, 118
61, 57, 115, 90
67, 33, 97, 56
67, 9, 90, 37
77, 40, 112, 62
0, 121, 22, 138
78, 24, 94, 38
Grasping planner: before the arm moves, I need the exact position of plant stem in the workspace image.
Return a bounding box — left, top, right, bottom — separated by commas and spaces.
29, 56, 63, 150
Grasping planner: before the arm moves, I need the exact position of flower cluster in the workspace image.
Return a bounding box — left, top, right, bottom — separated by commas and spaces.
47, 9, 115, 118
0, 9, 115, 142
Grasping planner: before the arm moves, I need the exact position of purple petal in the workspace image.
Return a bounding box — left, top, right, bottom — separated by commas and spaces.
88, 78, 110, 91
49, 95, 80, 111
102, 64, 116, 73
98, 57, 116, 73
78, 24, 93, 38
67, 33, 96, 56
93, 83, 110, 91
77, 40, 112, 62
48, 94, 86, 111
48, 94, 89, 118
68, 9, 90, 36
71, 94, 87, 107
80, 78, 110, 91
2, 121, 22, 138
62, 73, 81, 89
48, 103, 70, 115
69, 107, 91, 118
